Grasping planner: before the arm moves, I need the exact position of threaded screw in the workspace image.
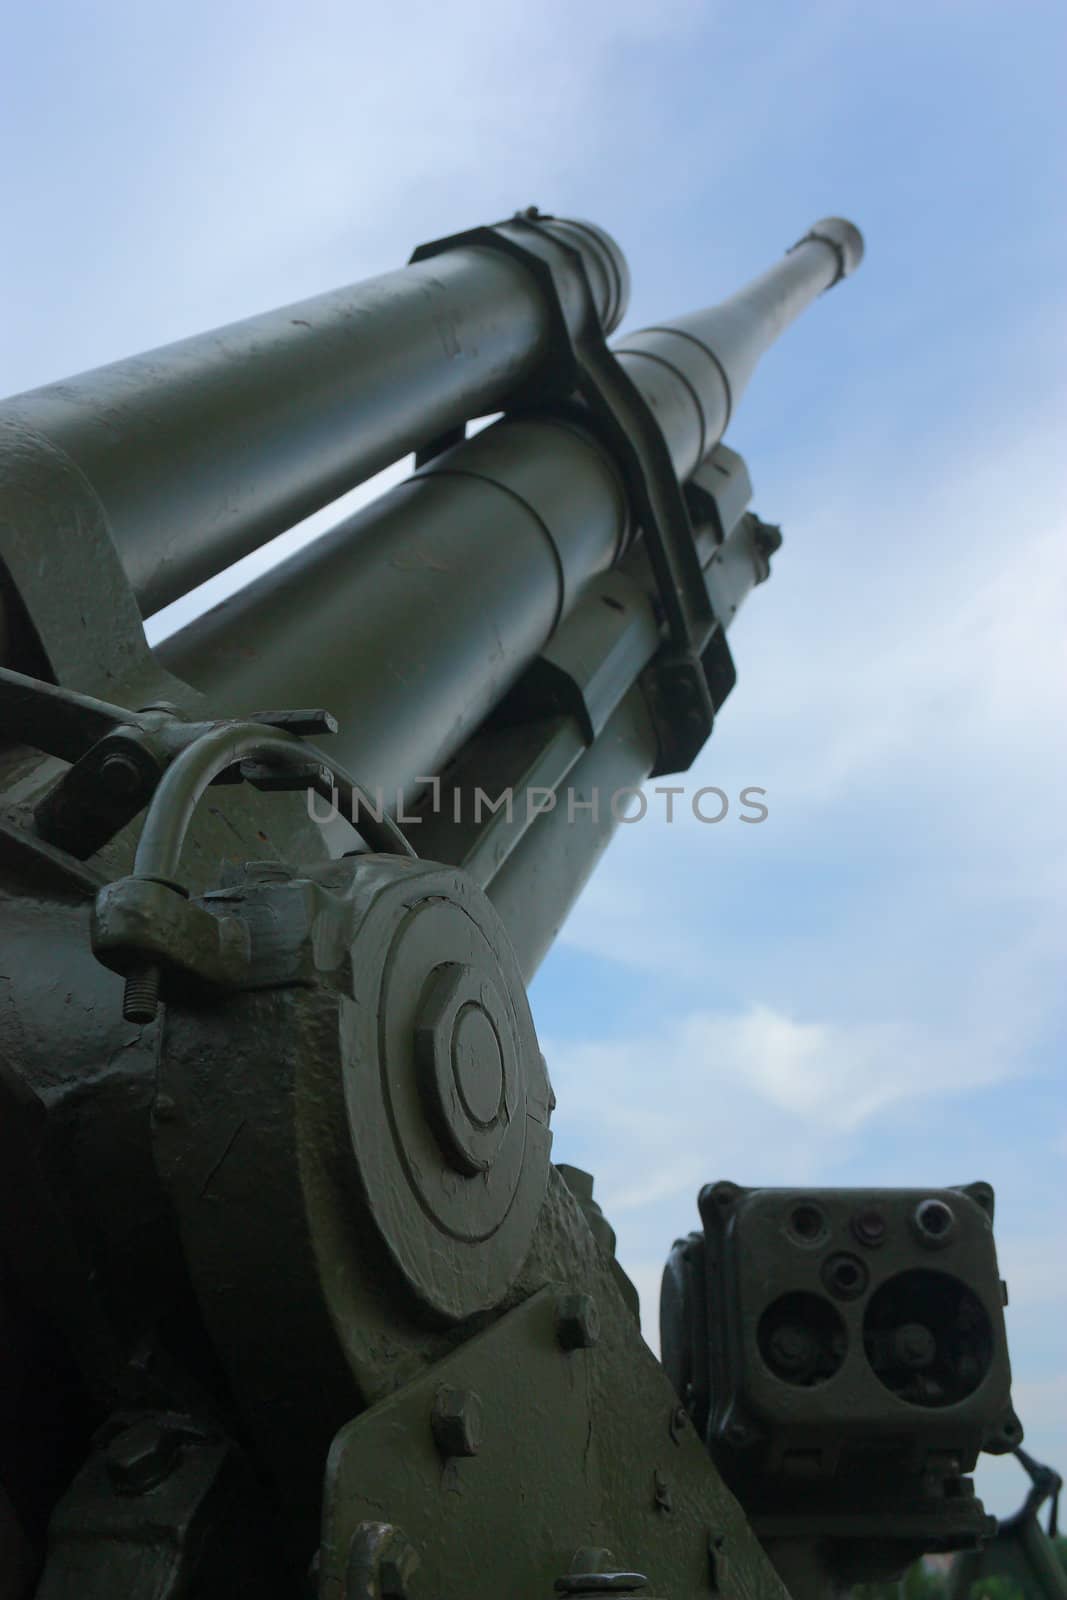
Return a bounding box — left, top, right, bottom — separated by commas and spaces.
123, 965, 161, 1024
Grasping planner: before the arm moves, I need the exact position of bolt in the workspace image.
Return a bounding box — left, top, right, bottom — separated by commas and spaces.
707, 1532, 728, 1594
669, 1403, 688, 1443
556, 1292, 600, 1351
105, 1418, 180, 1494
123, 964, 161, 1024
99, 751, 144, 798
752, 520, 783, 559
378, 1551, 416, 1598
346, 1523, 419, 1599
430, 1386, 482, 1458
414, 963, 508, 1176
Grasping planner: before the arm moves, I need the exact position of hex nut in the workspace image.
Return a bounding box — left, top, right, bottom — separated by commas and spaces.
346, 1522, 420, 1599
378, 1547, 419, 1599
105, 1419, 181, 1494
98, 751, 145, 798
413, 963, 510, 1176
431, 1386, 482, 1458
557, 1292, 600, 1351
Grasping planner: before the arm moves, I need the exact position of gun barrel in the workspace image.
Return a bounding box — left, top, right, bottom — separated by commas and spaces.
159, 220, 863, 814
615, 218, 864, 480
0, 216, 628, 618
157, 414, 630, 798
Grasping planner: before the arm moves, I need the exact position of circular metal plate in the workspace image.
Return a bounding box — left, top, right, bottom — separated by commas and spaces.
341, 865, 552, 1320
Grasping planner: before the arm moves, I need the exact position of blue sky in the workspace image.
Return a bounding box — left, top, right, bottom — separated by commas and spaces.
4, 0, 1064, 1520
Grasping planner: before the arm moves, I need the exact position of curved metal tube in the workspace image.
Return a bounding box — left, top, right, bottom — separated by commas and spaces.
133, 722, 413, 887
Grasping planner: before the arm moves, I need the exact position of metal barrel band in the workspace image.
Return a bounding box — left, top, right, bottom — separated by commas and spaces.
410, 214, 729, 775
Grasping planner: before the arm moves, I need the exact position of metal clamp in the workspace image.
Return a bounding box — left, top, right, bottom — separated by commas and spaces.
411, 210, 729, 775
90, 718, 416, 1022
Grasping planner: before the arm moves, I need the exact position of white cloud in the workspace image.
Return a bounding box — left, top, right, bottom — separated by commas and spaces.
546, 998, 1015, 1226
1011, 1374, 1067, 1429
2, 0, 1063, 1546
719, 409, 1067, 809
4, 0, 866, 398
2, 0, 714, 386
677, 1005, 995, 1130
547, 999, 1067, 1520
974, 1369, 1067, 1517
994, 1237, 1067, 1314
552, 397, 1067, 997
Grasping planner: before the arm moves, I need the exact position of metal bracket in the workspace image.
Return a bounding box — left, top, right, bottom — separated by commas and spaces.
0, 665, 419, 1019
413, 422, 466, 469
1, 664, 407, 850
85, 716, 416, 1021
32, 1411, 290, 1599
411, 210, 728, 775
92, 876, 254, 991
320, 1279, 779, 1599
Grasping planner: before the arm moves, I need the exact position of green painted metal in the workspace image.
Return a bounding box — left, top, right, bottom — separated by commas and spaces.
2, 202, 1037, 1600
0, 215, 628, 619
155, 223, 859, 814
320, 1283, 790, 1599
614, 220, 863, 481
156, 415, 630, 803
487, 683, 657, 979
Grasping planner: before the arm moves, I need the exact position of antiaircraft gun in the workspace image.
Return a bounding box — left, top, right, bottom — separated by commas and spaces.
0, 208, 1042, 1599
